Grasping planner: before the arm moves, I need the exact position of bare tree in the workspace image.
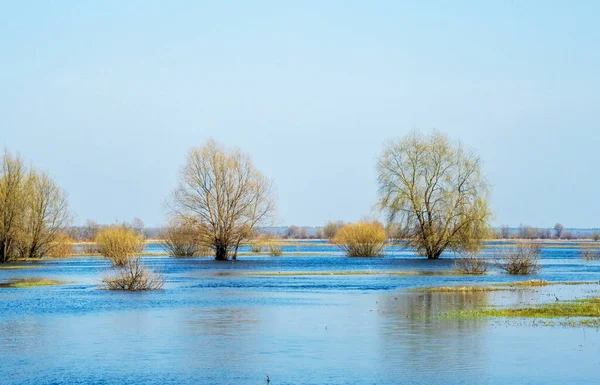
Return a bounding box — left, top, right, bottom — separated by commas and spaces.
169, 139, 275, 260
500, 225, 511, 239
0, 151, 71, 262
80, 219, 101, 241
285, 225, 300, 239
377, 131, 490, 259
323, 221, 344, 240
553, 223, 564, 239
17, 170, 71, 259
0, 152, 27, 262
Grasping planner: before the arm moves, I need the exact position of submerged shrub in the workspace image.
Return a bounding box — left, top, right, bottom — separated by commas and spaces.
333, 221, 387, 257
250, 243, 263, 253
267, 244, 282, 256
162, 219, 208, 257
581, 245, 600, 261
102, 257, 163, 291
95, 226, 144, 267
454, 253, 488, 275
494, 243, 541, 275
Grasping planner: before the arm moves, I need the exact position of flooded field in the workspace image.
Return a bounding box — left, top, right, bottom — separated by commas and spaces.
1, 242, 599, 384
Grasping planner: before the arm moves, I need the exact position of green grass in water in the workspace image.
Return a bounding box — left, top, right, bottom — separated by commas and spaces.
0, 278, 67, 288
416, 286, 505, 293
451, 297, 600, 321
0, 265, 39, 270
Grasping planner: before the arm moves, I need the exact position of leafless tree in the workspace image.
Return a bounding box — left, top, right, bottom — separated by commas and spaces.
0, 151, 71, 262
0, 152, 27, 262
17, 171, 71, 259
500, 225, 511, 239
323, 221, 344, 240
169, 139, 275, 260
377, 131, 491, 259
554, 223, 564, 239
285, 225, 300, 239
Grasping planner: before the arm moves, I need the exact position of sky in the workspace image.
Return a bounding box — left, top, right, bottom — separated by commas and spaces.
1, 1, 599, 228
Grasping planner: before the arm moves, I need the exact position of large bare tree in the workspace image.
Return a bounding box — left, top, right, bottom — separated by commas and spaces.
377, 131, 490, 259
18, 170, 71, 259
169, 140, 275, 260
0, 151, 71, 262
0, 152, 27, 262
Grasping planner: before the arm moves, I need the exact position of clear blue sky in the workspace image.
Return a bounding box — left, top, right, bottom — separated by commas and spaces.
1, 1, 599, 228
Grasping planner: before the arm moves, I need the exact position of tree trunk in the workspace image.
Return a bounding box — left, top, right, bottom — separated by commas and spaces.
427, 249, 443, 259
215, 245, 228, 261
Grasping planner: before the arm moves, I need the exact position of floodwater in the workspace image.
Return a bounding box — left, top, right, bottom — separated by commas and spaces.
1, 242, 599, 385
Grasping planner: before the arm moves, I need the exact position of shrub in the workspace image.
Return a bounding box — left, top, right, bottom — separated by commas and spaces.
267, 244, 282, 256
494, 243, 541, 275
454, 254, 488, 274
81, 243, 100, 255
333, 221, 387, 257
46, 233, 74, 258
581, 245, 600, 261
102, 257, 164, 291
95, 226, 144, 267
162, 220, 207, 257
250, 243, 263, 253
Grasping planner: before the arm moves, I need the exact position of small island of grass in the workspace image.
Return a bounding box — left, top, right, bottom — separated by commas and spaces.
0, 278, 67, 288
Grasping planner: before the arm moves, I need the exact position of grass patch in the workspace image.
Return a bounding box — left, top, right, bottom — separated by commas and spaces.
495, 280, 598, 287
0, 265, 39, 270
498, 279, 549, 287
0, 278, 67, 288
415, 286, 504, 293
474, 297, 600, 318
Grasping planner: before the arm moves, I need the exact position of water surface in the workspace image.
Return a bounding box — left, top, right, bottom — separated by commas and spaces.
1, 242, 599, 384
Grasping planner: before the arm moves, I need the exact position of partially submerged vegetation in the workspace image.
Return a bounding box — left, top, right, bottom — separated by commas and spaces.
454, 254, 488, 274
416, 286, 503, 293
377, 131, 490, 259
0, 265, 39, 270
0, 151, 72, 263
333, 221, 387, 257
459, 297, 600, 319
581, 245, 600, 261
95, 225, 144, 267
161, 219, 210, 257
102, 257, 164, 291
494, 243, 541, 275
0, 278, 66, 288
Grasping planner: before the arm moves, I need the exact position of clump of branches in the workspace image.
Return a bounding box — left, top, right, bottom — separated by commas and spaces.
333, 221, 387, 257
454, 253, 488, 275
581, 245, 600, 261
102, 256, 164, 291
95, 225, 144, 267
494, 243, 541, 275
161, 219, 208, 257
